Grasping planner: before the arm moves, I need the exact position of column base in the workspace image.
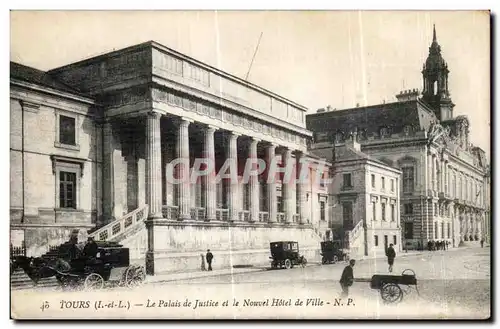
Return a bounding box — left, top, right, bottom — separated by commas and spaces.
204, 216, 216, 222
148, 213, 163, 220
178, 214, 191, 221
146, 251, 155, 275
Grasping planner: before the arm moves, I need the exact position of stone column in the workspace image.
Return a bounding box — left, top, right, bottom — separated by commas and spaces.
249, 137, 260, 222
146, 112, 163, 219
296, 151, 308, 224
226, 132, 240, 222
102, 121, 115, 224
203, 125, 217, 221
282, 148, 294, 223
176, 117, 192, 221
266, 144, 278, 223
427, 151, 432, 194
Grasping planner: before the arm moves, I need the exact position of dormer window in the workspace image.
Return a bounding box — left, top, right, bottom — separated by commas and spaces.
380, 127, 390, 138
403, 125, 412, 136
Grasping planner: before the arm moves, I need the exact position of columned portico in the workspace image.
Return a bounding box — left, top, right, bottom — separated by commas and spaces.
204, 125, 217, 221
248, 137, 260, 222
226, 132, 240, 222
266, 143, 278, 223
146, 112, 163, 219
176, 117, 192, 221
281, 148, 294, 223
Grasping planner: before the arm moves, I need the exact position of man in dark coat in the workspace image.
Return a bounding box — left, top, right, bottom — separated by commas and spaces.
386, 244, 396, 273
83, 237, 98, 259
206, 249, 214, 271
339, 259, 356, 297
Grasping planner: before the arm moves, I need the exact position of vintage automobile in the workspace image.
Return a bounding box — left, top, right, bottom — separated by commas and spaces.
11, 240, 146, 290
320, 240, 347, 264
269, 241, 307, 269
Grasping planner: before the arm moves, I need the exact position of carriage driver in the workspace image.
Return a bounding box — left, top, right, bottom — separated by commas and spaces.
83, 237, 98, 259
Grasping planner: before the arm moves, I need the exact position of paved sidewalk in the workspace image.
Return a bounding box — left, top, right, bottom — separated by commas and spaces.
144, 246, 482, 284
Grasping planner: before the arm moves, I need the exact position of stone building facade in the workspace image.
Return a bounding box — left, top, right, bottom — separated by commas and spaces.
320, 133, 401, 258
306, 27, 490, 250
10, 41, 332, 274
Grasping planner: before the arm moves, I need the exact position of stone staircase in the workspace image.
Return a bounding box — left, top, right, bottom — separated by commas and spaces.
10, 269, 59, 290
89, 205, 149, 242
344, 220, 365, 258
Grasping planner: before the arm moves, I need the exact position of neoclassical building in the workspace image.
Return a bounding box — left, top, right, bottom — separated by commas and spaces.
10, 41, 332, 274
307, 27, 490, 250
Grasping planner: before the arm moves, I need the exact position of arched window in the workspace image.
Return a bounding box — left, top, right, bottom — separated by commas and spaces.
433, 81, 438, 95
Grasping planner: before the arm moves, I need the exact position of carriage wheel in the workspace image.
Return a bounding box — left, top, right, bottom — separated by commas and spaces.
125, 266, 146, 287
380, 283, 403, 304
322, 256, 327, 264
333, 255, 339, 263
301, 257, 307, 268
84, 273, 104, 290
284, 259, 292, 269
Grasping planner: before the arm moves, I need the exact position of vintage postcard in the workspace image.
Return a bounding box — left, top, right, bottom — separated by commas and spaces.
9, 10, 491, 320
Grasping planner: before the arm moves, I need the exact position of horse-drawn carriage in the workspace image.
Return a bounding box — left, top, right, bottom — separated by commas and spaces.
11, 241, 146, 290
269, 241, 307, 269
354, 269, 419, 304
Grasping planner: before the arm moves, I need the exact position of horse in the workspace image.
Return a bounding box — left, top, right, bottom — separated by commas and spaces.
10, 255, 74, 286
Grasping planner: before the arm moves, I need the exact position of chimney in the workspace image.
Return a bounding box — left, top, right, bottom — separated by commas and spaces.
345, 128, 361, 151
396, 88, 419, 102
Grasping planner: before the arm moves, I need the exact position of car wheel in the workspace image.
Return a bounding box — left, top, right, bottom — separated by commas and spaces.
284, 259, 292, 269
333, 255, 339, 263
322, 256, 327, 264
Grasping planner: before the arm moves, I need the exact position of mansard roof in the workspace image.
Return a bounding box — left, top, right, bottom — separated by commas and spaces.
306, 98, 437, 139
10, 61, 86, 96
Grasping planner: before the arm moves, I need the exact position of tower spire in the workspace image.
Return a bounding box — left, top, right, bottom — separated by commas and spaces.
433, 24, 437, 43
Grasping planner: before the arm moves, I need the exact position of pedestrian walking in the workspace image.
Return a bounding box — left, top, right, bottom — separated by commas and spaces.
206, 249, 213, 271
339, 259, 356, 298
386, 243, 396, 273
480, 239, 484, 248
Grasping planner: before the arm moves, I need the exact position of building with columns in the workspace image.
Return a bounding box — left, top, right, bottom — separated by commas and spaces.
10, 41, 332, 274
307, 26, 490, 251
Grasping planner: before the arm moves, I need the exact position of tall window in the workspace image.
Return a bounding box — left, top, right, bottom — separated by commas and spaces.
59, 171, 77, 208
320, 201, 326, 221
381, 203, 386, 221
391, 204, 395, 221
59, 115, 76, 146
343, 173, 352, 188
404, 222, 414, 239
342, 202, 353, 230
441, 222, 445, 239
277, 196, 283, 212
371, 174, 375, 188
372, 202, 376, 221
381, 177, 386, 190
404, 203, 413, 215
374, 235, 379, 247
393, 235, 397, 245
434, 222, 438, 239
402, 167, 414, 193
391, 179, 395, 192
447, 223, 451, 239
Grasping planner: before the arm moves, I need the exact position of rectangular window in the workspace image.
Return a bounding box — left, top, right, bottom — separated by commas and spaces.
434, 204, 438, 216
374, 235, 379, 247
343, 173, 352, 188
393, 235, 397, 245
381, 177, 385, 190
404, 222, 414, 239
391, 179, 395, 192
320, 172, 326, 188
391, 204, 395, 221
381, 203, 386, 221
441, 222, 445, 239
59, 171, 77, 209
384, 235, 388, 248
371, 174, 375, 188
447, 222, 451, 239
342, 202, 353, 230
404, 203, 413, 215
277, 196, 283, 213
59, 115, 76, 145
320, 201, 326, 221
402, 167, 414, 193
434, 222, 438, 239
372, 202, 376, 221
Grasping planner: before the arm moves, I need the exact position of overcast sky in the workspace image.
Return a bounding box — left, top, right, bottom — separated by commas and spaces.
10, 10, 490, 156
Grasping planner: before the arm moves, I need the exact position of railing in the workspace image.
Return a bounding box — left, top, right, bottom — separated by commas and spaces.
191, 207, 205, 221
216, 208, 229, 221
259, 212, 269, 222
90, 205, 149, 242
163, 205, 179, 220
277, 212, 285, 223
10, 241, 26, 258
292, 214, 300, 223
239, 210, 250, 222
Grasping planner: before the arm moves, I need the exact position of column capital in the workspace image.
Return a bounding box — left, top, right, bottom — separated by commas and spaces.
250, 136, 261, 142
147, 111, 162, 120
205, 124, 218, 132
174, 116, 194, 127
